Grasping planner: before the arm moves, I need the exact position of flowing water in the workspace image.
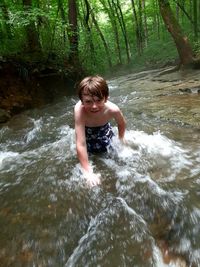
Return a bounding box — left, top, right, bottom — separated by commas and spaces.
1, 70, 200, 267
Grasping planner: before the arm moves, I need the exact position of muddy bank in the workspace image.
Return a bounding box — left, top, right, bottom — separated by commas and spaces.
0, 60, 81, 123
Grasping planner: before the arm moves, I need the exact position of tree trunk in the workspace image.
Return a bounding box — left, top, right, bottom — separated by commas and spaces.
68, 0, 79, 64
102, 0, 122, 65
142, 0, 148, 47
153, 0, 160, 39
82, 0, 96, 61
158, 0, 194, 67
112, 0, 131, 63
23, 0, 41, 53
58, 0, 67, 44
108, 0, 122, 65
131, 0, 142, 55
1, 0, 12, 39
90, 4, 112, 69
193, 0, 198, 40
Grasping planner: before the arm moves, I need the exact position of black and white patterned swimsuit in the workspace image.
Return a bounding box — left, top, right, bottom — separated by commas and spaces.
85, 122, 114, 153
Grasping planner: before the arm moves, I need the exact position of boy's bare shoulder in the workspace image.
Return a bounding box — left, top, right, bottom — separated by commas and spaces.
74, 101, 83, 113
74, 100, 81, 109
74, 101, 85, 120
106, 100, 120, 113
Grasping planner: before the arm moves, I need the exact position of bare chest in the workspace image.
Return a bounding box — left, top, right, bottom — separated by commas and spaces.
84, 111, 113, 127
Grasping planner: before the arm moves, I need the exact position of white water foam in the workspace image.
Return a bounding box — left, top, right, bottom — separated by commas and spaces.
24, 118, 43, 143
102, 129, 192, 182
0, 125, 76, 175
125, 130, 190, 162
0, 151, 19, 170
65, 197, 152, 267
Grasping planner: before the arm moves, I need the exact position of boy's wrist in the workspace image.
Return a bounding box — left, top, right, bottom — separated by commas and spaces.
82, 169, 101, 187
81, 165, 93, 174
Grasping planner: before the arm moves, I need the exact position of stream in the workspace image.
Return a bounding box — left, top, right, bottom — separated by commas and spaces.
1, 68, 200, 267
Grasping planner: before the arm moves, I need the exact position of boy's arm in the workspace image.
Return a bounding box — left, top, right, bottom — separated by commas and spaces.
113, 107, 126, 140
75, 128, 91, 173
74, 106, 91, 172
74, 105, 100, 187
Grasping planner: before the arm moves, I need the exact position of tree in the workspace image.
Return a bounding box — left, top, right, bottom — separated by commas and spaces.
111, 0, 131, 63
23, 0, 41, 53
193, 0, 198, 40
58, 0, 67, 44
89, 1, 112, 69
68, 0, 79, 64
82, 0, 96, 63
0, 0, 12, 40
1, 0, 200, 73
100, 0, 122, 65
130, 0, 143, 55
158, 0, 195, 67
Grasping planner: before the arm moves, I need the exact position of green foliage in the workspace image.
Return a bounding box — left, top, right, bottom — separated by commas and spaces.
193, 41, 200, 57
134, 39, 177, 69
0, 0, 200, 74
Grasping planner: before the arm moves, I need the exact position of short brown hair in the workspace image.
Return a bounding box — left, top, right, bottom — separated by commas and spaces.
77, 75, 109, 101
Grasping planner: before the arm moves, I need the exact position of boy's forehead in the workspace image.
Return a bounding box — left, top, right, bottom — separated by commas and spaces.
82, 93, 92, 98
82, 94, 100, 100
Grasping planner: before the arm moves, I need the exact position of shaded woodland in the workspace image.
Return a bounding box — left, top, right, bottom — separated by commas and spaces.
0, 0, 200, 120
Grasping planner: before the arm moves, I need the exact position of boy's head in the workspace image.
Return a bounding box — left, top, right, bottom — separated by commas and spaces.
77, 75, 109, 101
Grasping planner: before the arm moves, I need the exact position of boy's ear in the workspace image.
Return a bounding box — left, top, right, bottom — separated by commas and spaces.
105, 96, 109, 102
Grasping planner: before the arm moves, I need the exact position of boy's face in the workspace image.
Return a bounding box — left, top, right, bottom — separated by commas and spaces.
81, 94, 107, 113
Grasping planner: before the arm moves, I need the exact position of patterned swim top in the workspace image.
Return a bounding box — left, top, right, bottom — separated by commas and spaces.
85, 122, 114, 153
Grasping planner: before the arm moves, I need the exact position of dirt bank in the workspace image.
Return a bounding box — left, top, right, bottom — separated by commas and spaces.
0, 60, 81, 123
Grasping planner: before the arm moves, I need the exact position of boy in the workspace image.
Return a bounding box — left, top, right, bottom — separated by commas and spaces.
74, 75, 126, 186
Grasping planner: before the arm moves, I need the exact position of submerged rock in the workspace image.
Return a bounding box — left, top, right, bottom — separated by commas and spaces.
0, 108, 11, 123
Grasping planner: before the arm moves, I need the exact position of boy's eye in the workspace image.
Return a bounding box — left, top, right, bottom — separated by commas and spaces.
85, 100, 92, 104
82, 98, 103, 105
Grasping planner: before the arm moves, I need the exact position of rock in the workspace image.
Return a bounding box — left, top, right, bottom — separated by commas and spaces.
0, 108, 11, 123
179, 88, 192, 93
179, 87, 200, 94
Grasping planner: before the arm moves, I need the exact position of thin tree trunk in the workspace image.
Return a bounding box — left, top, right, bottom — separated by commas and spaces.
58, 0, 67, 43
173, 0, 194, 25
193, 0, 198, 39
107, 0, 122, 65
112, 0, 131, 63
138, 0, 144, 50
153, 0, 160, 40
83, 0, 95, 61
130, 0, 142, 55
0, 0, 12, 39
142, 0, 148, 46
23, 0, 41, 52
89, 4, 112, 68
68, 0, 79, 64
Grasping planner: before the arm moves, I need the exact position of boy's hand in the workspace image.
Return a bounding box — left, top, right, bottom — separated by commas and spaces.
120, 138, 128, 146
83, 171, 101, 187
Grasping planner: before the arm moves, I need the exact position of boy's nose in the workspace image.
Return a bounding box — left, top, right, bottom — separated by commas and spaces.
92, 102, 97, 108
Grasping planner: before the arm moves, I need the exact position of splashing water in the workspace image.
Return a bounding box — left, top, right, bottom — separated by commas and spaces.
0, 81, 200, 267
